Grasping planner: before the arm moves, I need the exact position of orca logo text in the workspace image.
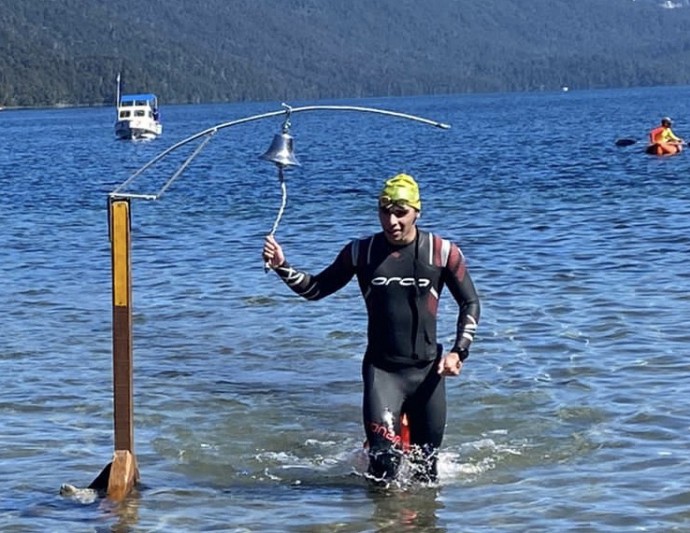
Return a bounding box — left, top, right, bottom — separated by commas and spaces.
371, 276, 431, 287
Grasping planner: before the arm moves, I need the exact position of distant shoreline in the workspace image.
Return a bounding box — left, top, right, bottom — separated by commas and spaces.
0, 102, 114, 112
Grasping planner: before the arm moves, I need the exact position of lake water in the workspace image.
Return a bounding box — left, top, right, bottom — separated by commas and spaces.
2, 86, 690, 532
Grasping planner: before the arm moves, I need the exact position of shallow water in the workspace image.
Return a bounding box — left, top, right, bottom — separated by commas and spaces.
2, 86, 690, 531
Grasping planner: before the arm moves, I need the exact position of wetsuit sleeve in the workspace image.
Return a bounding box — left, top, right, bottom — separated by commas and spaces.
443, 243, 480, 359
273, 242, 356, 300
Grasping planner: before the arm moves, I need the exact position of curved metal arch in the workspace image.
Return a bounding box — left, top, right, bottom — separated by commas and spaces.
109, 103, 451, 200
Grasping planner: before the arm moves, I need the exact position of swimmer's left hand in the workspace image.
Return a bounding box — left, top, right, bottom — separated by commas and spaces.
437, 352, 462, 377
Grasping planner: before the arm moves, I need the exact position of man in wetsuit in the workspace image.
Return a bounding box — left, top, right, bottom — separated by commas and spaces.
262, 173, 480, 484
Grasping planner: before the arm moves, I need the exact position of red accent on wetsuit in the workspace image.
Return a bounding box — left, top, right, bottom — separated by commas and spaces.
400, 413, 411, 452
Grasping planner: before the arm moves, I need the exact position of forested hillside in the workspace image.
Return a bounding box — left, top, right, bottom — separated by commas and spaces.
2, 0, 690, 107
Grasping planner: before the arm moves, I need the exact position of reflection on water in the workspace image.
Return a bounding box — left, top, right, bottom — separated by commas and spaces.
367, 487, 444, 532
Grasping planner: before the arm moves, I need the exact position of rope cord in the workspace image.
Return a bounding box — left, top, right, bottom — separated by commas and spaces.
268, 167, 287, 236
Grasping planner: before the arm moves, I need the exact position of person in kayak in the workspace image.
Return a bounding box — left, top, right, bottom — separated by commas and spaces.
262, 173, 481, 484
648, 117, 684, 155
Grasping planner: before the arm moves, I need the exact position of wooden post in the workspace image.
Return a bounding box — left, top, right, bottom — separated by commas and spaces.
110, 198, 134, 453
91, 197, 139, 500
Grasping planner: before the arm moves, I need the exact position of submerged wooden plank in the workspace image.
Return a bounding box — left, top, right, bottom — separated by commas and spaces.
106, 450, 139, 501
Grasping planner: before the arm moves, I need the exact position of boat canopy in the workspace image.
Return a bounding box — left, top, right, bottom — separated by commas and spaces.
120, 94, 158, 106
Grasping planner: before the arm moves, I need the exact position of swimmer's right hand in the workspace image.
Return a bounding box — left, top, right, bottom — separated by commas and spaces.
262, 235, 286, 269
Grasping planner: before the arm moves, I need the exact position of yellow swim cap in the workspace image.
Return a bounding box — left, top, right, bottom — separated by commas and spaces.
379, 173, 421, 211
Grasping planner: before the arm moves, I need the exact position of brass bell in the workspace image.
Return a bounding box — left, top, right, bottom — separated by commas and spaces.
259, 131, 300, 167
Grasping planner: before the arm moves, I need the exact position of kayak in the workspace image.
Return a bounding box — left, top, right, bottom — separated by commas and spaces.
645, 142, 683, 156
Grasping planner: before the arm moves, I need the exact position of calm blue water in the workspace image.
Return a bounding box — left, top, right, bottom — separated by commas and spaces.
2, 86, 690, 532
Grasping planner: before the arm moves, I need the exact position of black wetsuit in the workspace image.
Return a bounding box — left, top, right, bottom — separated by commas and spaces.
274, 229, 480, 481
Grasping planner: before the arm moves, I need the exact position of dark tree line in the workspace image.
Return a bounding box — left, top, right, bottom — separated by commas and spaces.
2, 0, 690, 108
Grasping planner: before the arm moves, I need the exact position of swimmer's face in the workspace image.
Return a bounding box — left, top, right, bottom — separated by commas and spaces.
378, 202, 418, 244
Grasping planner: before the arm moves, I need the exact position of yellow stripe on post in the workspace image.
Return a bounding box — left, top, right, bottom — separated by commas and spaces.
111, 200, 131, 307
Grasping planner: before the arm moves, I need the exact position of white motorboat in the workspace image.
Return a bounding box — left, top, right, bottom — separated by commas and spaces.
114, 74, 162, 140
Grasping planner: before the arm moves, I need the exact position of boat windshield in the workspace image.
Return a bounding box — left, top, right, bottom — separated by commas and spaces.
119, 94, 157, 108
